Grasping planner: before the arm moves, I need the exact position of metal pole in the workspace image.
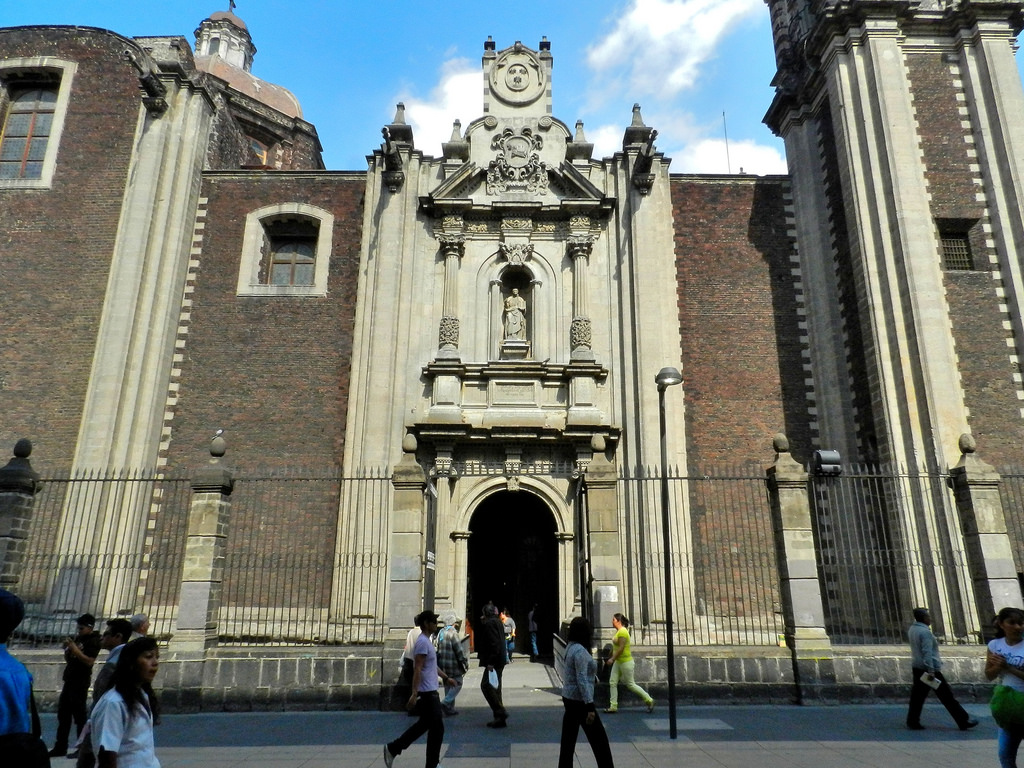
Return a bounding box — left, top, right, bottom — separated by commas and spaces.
658, 383, 678, 739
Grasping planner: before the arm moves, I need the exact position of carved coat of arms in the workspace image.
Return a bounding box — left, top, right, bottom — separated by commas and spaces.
487, 127, 548, 195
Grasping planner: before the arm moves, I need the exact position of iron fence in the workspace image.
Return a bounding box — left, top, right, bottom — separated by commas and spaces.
8, 468, 391, 649
998, 470, 1024, 575
11, 469, 192, 646
618, 468, 785, 647
216, 469, 391, 645
810, 465, 976, 645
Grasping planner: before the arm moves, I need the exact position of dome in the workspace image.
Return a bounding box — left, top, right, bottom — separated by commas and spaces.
208, 10, 247, 31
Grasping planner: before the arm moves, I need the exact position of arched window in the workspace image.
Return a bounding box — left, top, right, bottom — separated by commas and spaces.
0, 58, 76, 188
236, 203, 334, 296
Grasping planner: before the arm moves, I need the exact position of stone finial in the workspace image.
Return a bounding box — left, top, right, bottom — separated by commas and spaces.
484, 36, 496, 51
392, 102, 407, 125
539, 37, 551, 52
630, 104, 646, 127
442, 120, 470, 162
591, 434, 606, 453
566, 120, 594, 162
402, 433, 418, 453
210, 431, 226, 458
192, 431, 233, 495
767, 433, 805, 481
0, 439, 41, 495
959, 433, 976, 454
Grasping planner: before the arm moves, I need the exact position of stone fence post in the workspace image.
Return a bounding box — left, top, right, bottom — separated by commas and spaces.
765, 434, 834, 702
171, 435, 234, 653
948, 433, 1023, 639
0, 439, 42, 590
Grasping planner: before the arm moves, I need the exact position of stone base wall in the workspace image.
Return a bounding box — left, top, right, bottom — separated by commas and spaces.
17, 644, 989, 712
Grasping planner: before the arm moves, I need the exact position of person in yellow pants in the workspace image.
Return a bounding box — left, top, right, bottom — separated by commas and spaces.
604, 613, 654, 713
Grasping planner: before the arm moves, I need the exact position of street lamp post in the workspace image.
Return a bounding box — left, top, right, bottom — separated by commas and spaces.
655, 366, 682, 740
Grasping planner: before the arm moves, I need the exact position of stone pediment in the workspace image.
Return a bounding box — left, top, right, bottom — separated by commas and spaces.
419, 160, 613, 217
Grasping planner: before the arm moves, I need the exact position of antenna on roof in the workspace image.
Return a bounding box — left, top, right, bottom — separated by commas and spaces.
723, 112, 732, 175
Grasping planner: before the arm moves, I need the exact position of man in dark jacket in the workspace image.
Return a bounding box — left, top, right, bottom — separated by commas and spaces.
476, 602, 508, 728
50, 613, 101, 757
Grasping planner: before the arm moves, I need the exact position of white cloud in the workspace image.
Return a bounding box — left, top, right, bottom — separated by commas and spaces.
670, 137, 787, 175
397, 59, 481, 158
586, 0, 762, 102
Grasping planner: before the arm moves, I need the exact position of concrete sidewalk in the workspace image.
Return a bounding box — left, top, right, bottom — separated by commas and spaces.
42, 660, 995, 767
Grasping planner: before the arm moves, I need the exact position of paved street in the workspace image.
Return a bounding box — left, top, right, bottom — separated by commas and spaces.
42, 660, 994, 767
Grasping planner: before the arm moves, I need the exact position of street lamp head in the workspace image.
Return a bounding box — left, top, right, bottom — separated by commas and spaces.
655, 366, 683, 390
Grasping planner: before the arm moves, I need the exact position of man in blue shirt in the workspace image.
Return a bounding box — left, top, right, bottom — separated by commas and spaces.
0, 588, 48, 766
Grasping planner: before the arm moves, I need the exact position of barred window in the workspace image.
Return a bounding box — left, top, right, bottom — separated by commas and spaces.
940, 234, 974, 271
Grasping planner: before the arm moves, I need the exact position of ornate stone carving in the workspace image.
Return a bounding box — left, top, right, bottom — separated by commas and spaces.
489, 43, 546, 107
437, 235, 465, 257
502, 217, 532, 231
441, 215, 464, 231
569, 215, 591, 231
567, 236, 595, 262
570, 317, 592, 350
438, 316, 460, 348
487, 127, 549, 195
499, 242, 534, 265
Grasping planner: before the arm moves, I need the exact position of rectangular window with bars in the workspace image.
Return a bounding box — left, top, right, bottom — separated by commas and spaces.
940, 233, 974, 271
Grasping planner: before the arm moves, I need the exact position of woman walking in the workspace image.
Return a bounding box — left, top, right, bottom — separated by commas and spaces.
558, 616, 614, 768
604, 613, 654, 714
90, 636, 161, 768
986, 607, 1024, 768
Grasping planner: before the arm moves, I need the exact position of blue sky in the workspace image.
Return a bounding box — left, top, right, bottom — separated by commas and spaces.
5, 1, 1024, 175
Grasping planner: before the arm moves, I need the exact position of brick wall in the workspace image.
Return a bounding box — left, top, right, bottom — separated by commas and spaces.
0, 28, 145, 470
908, 52, 1024, 469
671, 176, 808, 469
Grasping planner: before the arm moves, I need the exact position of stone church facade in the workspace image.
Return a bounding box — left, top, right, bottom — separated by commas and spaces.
3, 2, 1024, 705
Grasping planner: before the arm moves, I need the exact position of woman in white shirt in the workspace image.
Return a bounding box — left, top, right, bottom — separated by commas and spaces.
986, 606, 1024, 768
91, 637, 160, 768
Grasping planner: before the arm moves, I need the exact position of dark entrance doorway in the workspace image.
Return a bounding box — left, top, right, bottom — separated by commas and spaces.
467, 490, 558, 658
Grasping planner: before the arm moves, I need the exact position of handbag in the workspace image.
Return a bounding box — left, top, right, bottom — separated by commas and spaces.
991, 684, 1024, 731
487, 668, 499, 688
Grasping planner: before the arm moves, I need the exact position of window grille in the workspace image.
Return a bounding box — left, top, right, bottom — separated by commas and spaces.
941, 234, 974, 271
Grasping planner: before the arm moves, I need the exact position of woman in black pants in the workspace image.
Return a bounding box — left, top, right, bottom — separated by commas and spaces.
558, 616, 614, 768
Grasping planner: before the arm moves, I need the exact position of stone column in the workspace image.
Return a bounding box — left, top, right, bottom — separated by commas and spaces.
948, 433, 1023, 639
765, 434, 833, 702
171, 435, 234, 653
568, 231, 595, 362
0, 439, 41, 590
437, 235, 464, 360
582, 436, 624, 636
389, 434, 427, 629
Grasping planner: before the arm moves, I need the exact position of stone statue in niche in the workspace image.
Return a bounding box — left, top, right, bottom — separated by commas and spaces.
503, 288, 527, 341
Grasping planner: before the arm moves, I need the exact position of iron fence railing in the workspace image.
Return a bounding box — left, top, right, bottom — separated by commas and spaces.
810, 465, 976, 645
998, 470, 1024, 575
11, 470, 191, 646
617, 469, 785, 647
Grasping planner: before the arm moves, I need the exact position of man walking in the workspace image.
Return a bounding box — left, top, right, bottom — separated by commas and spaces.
384, 609, 446, 768
477, 602, 508, 728
906, 607, 978, 731
437, 614, 469, 716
